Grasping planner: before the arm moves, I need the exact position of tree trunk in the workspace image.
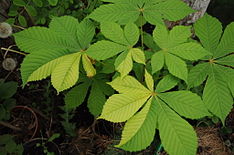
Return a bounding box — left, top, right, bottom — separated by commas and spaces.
183, 0, 211, 23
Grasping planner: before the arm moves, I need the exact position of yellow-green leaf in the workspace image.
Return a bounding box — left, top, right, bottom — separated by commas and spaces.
130, 48, 146, 65
99, 93, 151, 122
144, 69, 154, 91
51, 53, 82, 92
82, 54, 96, 77
116, 51, 133, 78
108, 75, 151, 94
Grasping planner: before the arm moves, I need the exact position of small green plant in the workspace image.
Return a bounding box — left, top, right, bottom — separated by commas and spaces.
13, 0, 234, 154
0, 134, 23, 155
0, 80, 18, 121
7, 0, 102, 27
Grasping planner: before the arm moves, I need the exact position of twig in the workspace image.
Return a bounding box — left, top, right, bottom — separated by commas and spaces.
0, 120, 22, 131
1, 47, 27, 56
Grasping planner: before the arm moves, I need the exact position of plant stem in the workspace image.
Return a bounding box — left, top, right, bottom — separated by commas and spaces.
1, 47, 27, 56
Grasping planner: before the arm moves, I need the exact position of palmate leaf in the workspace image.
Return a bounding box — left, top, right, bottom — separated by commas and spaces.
151, 24, 209, 82
117, 97, 157, 151
64, 75, 113, 117
155, 98, 197, 155
89, 0, 194, 25
100, 72, 209, 153
189, 14, 234, 123
87, 22, 145, 77
15, 16, 97, 92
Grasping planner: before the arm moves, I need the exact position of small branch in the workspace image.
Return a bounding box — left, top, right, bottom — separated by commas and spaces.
1, 47, 27, 56
0, 120, 22, 131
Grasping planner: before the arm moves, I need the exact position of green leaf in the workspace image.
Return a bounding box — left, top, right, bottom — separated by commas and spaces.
82, 54, 96, 77
21, 49, 68, 85
13, 0, 26, 6
144, 69, 154, 91
216, 54, 234, 67
90, 0, 193, 25
86, 40, 127, 60
116, 51, 133, 78
124, 23, 139, 46
203, 66, 233, 124
48, 0, 58, 6
76, 19, 95, 49
49, 16, 81, 49
0, 82, 18, 100
65, 82, 90, 110
144, 0, 194, 25
14, 27, 79, 53
88, 81, 106, 116
156, 74, 178, 93
155, 98, 197, 155
165, 53, 188, 82
153, 25, 169, 49
101, 22, 129, 45
130, 48, 145, 65
194, 14, 222, 53
51, 53, 82, 92
155, 0, 195, 21
159, 91, 210, 119
188, 63, 210, 88
143, 32, 160, 51
33, 0, 43, 7
108, 75, 151, 94
26, 6, 37, 16
18, 15, 27, 27
89, 4, 139, 25
168, 25, 191, 48
143, 7, 164, 25
169, 43, 210, 61
117, 97, 157, 151
151, 51, 164, 74
215, 22, 234, 58
99, 93, 150, 122
50, 16, 79, 35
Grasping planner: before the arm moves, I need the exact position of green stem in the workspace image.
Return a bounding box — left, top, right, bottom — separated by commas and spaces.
140, 15, 144, 50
